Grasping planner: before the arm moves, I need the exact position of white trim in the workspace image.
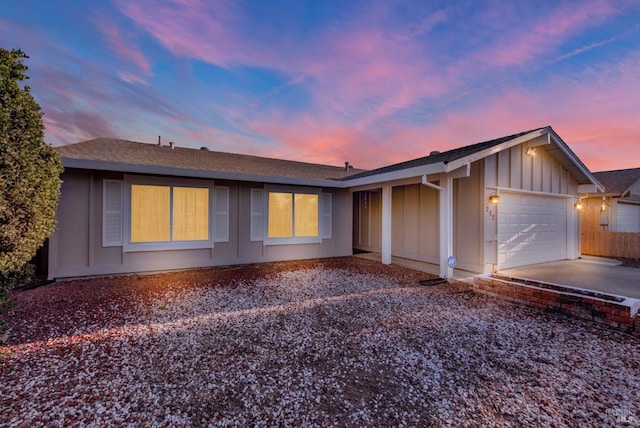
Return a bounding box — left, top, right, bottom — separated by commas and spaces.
486, 186, 574, 199
439, 174, 454, 278
344, 162, 446, 188
263, 185, 323, 246
548, 130, 604, 193
122, 175, 215, 252
445, 129, 548, 172
381, 183, 392, 265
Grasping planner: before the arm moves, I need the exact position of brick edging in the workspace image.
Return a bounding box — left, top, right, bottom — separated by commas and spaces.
473, 275, 640, 333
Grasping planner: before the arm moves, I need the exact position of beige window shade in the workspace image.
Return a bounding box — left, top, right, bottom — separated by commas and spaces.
268, 192, 293, 238
173, 187, 209, 241
294, 193, 318, 237
131, 185, 170, 242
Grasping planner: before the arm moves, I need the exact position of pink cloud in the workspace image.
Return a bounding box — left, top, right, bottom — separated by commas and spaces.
97, 22, 152, 80
462, 0, 618, 70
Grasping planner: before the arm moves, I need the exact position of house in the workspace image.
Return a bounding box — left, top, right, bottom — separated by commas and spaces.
49, 126, 602, 280
581, 167, 640, 233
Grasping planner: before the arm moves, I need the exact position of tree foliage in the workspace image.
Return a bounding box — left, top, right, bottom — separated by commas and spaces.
0, 48, 62, 289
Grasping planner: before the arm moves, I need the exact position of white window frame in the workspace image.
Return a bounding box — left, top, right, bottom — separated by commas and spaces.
123, 175, 215, 252
263, 185, 327, 246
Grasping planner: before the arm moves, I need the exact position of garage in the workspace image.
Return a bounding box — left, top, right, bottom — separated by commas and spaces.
617, 202, 640, 232
497, 192, 568, 269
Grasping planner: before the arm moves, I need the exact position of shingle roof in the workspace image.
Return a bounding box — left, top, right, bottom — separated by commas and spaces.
592, 167, 640, 195
340, 128, 546, 181
55, 138, 364, 180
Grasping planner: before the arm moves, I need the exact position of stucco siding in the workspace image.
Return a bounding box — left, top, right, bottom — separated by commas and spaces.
52, 169, 352, 278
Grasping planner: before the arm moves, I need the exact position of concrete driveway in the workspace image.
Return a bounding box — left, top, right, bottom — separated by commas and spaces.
500, 256, 640, 299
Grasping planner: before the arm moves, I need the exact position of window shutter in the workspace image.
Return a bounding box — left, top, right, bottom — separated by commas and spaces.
250, 189, 264, 241
321, 192, 332, 239
214, 186, 229, 242
103, 180, 123, 246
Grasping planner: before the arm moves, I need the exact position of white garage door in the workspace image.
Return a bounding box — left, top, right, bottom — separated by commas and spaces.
617, 203, 640, 232
498, 192, 567, 269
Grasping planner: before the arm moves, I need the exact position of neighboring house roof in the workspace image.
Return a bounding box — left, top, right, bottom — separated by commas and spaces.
56, 138, 363, 186
591, 167, 640, 196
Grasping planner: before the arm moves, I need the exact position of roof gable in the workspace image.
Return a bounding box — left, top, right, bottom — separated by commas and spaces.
341, 128, 543, 181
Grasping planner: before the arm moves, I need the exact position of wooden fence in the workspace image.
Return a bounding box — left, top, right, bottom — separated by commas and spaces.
581, 206, 640, 259
581, 230, 640, 259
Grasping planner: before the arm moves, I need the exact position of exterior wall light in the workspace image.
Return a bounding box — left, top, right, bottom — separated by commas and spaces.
488, 194, 500, 204
574, 201, 583, 210
526, 147, 536, 157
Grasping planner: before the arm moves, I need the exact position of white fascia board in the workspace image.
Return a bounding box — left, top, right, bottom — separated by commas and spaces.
61, 158, 345, 188
342, 162, 446, 188
577, 184, 598, 193
547, 130, 605, 193
444, 128, 549, 172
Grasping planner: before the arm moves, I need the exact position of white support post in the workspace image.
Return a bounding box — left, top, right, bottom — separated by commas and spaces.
381, 183, 392, 265
567, 198, 577, 260
439, 174, 454, 278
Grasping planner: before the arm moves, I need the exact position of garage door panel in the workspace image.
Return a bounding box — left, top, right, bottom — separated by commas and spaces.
498, 192, 567, 269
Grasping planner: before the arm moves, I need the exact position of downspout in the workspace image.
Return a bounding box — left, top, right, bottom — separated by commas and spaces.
422, 175, 444, 192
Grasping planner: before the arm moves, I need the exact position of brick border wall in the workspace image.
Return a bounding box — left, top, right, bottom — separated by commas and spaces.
473, 274, 639, 333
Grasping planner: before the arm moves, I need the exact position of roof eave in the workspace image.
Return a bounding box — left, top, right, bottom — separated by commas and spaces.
61, 158, 347, 188
547, 129, 605, 193
444, 128, 549, 172
341, 162, 447, 188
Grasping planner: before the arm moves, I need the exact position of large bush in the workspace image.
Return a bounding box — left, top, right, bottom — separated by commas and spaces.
0, 48, 62, 295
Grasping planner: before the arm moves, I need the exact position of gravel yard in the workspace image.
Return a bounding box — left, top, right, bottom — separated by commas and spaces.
1, 257, 639, 427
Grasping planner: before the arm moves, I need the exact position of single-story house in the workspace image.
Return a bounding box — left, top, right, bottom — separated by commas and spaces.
581, 167, 640, 233
49, 126, 603, 280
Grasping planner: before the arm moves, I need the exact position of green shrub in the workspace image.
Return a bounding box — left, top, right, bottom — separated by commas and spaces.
0, 48, 62, 307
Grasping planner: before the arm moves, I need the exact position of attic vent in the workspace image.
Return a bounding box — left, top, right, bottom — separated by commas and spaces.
430, 150, 440, 156
169, 141, 175, 149
200, 146, 209, 151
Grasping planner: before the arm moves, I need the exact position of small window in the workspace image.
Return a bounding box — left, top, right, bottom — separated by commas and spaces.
262, 186, 325, 245
123, 176, 215, 252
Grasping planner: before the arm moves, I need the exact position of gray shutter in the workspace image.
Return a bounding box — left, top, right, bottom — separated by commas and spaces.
321, 193, 332, 239
250, 189, 264, 241
214, 186, 229, 242
103, 180, 123, 247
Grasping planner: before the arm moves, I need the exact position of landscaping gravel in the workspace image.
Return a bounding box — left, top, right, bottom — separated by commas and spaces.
1, 257, 639, 427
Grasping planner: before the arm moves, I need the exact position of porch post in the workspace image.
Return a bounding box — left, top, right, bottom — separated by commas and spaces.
439, 174, 454, 278
381, 183, 392, 265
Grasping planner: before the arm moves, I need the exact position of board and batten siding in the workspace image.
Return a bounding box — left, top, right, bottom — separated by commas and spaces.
483, 137, 580, 272
51, 169, 352, 279
390, 184, 439, 265
353, 190, 382, 252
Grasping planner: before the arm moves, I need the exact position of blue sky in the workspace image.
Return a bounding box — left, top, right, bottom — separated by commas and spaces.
2, 0, 639, 171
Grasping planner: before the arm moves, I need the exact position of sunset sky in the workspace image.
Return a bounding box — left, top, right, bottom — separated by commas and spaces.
2, 0, 639, 171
